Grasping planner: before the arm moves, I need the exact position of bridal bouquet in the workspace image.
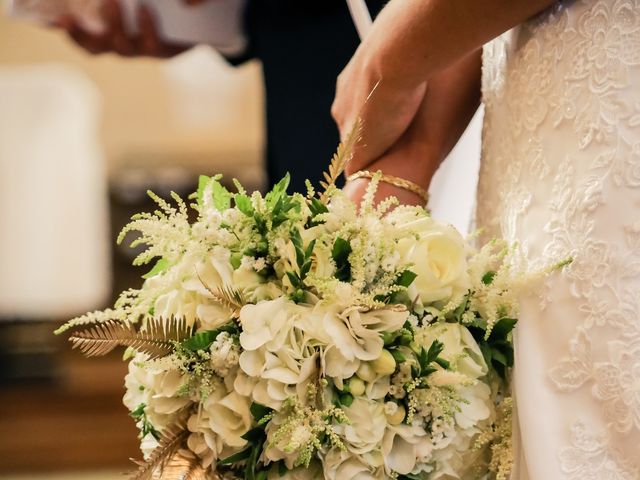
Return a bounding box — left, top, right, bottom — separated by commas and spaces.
58, 131, 531, 480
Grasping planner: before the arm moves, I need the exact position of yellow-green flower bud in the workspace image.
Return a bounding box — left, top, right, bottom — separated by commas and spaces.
372, 349, 397, 376
386, 404, 406, 425
356, 362, 377, 382
348, 377, 366, 397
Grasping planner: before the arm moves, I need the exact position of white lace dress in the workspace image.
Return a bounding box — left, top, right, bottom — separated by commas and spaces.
477, 0, 640, 478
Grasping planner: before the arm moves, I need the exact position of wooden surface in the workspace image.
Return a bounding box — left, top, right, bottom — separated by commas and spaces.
0, 351, 140, 475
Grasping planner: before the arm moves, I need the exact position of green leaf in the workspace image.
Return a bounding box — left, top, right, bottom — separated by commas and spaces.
230, 252, 242, 270
332, 237, 352, 282
488, 317, 518, 342
235, 194, 254, 216
482, 271, 497, 285
396, 270, 417, 288
390, 349, 406, 363
196, 175, 212, 207
286, 271, 301, 289
309, 197, 329, 217
491, 348, 508, 366
265, 174, 290, 209
250, 403, 272, 422
181, 323, 237, 352
435, 357, 450, 369
211, 180, 232, 211
142, 257, 169, 279
219, 447, 252, 465
426, 340, 445, 364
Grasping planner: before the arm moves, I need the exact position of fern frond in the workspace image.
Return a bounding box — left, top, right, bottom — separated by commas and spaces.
319, 118, 362, 204
69, 317, 191, 359
153, 450, 211, 480
130, 424, 189, 480
196, 270, 246, 317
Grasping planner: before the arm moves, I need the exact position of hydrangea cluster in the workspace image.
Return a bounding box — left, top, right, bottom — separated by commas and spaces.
60, 172, 536, 480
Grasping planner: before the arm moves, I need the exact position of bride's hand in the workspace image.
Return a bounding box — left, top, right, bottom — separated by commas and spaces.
332, 43, 427, 176
57, 0, 193, 58
344, 49, 483, 208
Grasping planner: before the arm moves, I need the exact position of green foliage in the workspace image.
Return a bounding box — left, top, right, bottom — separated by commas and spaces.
235, 193, 254, 216
141, 257, 169, 279
286, 228, 316, 303
197, 174, 231, 211
181, 323, 239, 352
468, 316, 517, 380
307, 197, 329, 227
129, 403, 160, 440
482, 270, 497, 285
332, 237, 352, 282
412, 340, 446, 379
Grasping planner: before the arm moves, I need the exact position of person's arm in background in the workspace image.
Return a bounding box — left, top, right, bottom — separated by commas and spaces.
56, 0, 192, 57
333, 0, 557, 174
344, 49, 482, 206
56, 0, 253, 63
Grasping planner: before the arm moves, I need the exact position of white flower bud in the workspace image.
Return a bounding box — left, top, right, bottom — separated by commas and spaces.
356, 362, 377, 382
348, 377, 366, 397
371, 349, 396, 376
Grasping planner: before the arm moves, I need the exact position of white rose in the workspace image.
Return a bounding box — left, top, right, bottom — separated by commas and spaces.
397, 217, 471, 304
202, 390, 252, 448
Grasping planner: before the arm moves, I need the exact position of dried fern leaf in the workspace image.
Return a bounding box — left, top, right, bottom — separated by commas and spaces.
320, 118, 362, 203
69, 317, 191, 359
131, 424, 189, 480
152, 450, 210, 480
197, 271, 246, 316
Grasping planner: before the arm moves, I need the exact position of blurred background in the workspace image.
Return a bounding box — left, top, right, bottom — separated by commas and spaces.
0, 4, 264, 478
0, 2, 481, 478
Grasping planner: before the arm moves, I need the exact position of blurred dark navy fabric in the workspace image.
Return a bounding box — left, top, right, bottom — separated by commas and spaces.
230, 0, 386, 193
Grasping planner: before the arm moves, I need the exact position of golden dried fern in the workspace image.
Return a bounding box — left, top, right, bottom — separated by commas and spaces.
319, 118, 362, 203
152, 450, 212, 480
130, 424, 189, 480
69, 317, 192, 359
197, 271, 246, 317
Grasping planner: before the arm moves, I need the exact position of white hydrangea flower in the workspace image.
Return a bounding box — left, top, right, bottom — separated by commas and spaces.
209, 332, 240, 377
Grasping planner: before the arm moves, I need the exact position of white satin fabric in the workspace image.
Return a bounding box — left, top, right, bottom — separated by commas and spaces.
478, 1, 640, 478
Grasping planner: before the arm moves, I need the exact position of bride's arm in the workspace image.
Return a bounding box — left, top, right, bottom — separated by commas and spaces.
344, 49, 482, 205
334, 0, 557, 172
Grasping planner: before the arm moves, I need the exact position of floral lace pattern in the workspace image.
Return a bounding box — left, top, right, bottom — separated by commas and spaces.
479, 0, 640, 477
558, 422, 639, 479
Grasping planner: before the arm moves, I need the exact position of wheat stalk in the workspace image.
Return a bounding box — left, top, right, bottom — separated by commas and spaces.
319, 118, 362, 204
130, 424, 189, 480
69, 317, 191, 359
